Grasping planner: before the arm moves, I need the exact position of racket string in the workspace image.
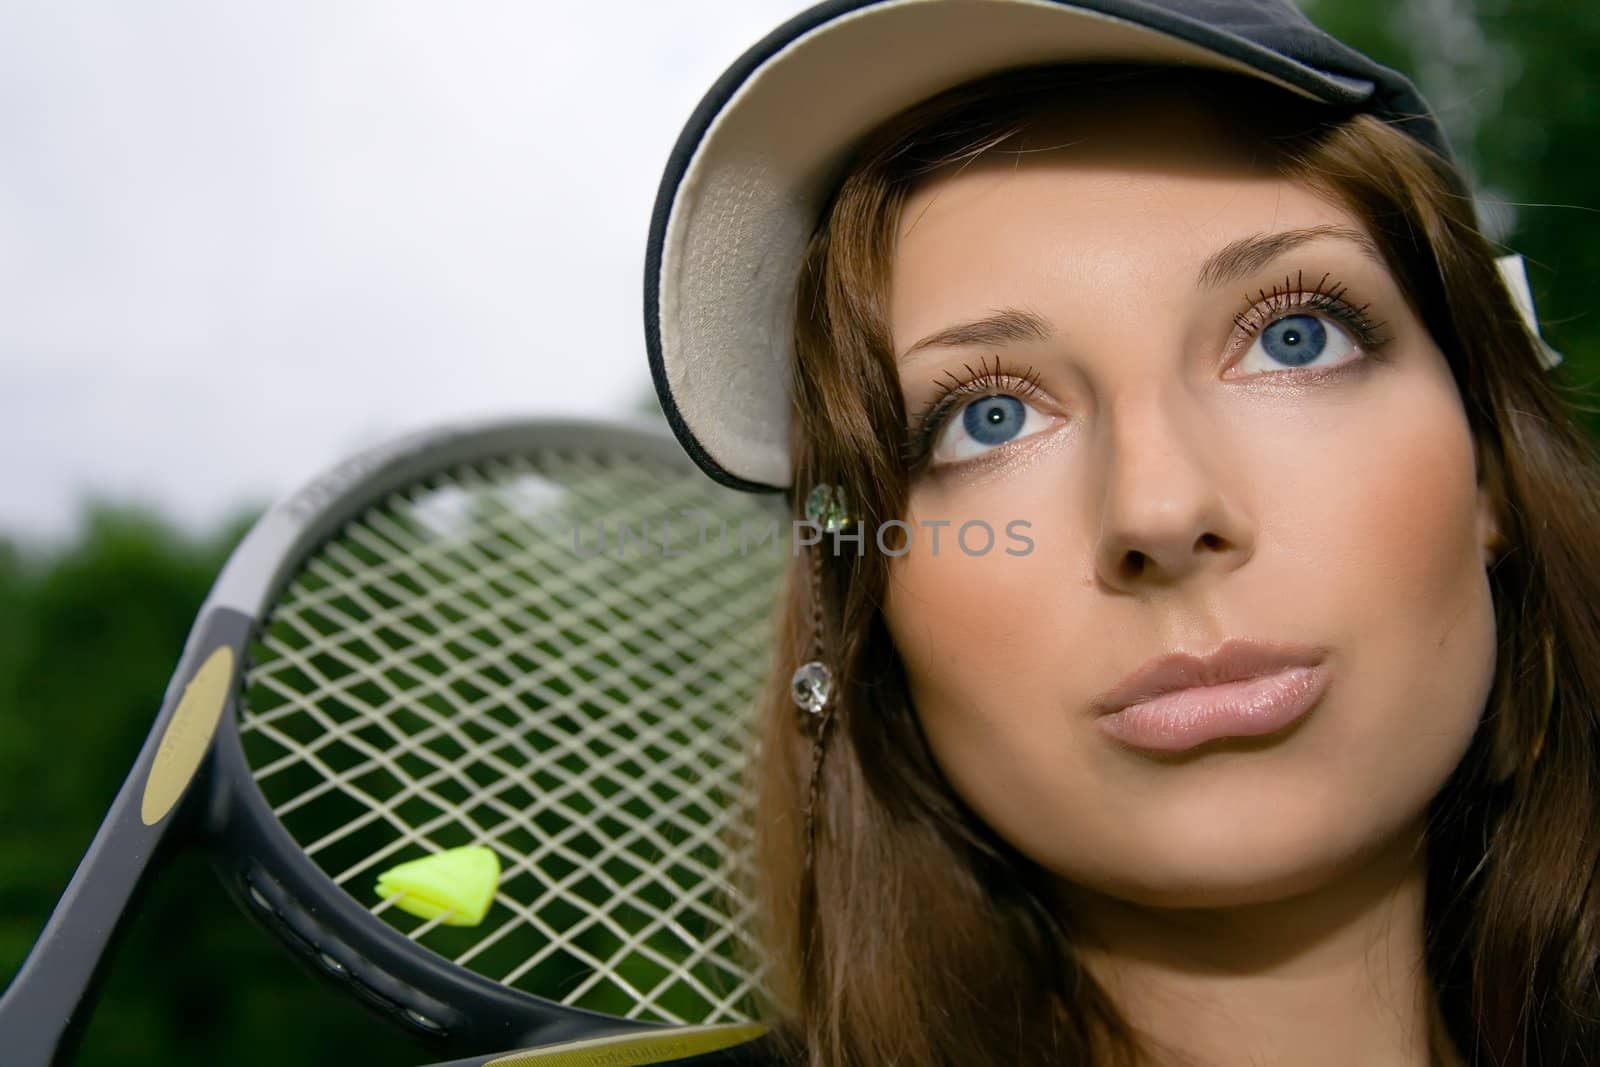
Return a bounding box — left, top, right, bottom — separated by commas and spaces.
239, 448, 783, 1024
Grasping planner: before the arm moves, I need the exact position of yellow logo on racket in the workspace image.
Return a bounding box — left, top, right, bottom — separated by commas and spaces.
141, 645, 234, 827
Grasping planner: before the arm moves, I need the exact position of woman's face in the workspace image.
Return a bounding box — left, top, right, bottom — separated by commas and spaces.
879, 91, 1502, 909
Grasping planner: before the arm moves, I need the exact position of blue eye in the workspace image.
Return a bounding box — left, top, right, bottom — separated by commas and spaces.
963, 395, 1025, 444
1261, 314, 1325, 366
1240, 312, 1358, 374
932, 393, 1050, 464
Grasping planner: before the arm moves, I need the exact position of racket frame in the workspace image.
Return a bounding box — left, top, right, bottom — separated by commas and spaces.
0, 416, 785, 1064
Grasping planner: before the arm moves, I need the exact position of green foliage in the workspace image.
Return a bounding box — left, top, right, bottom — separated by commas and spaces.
1304, 0, 1600, 437
0, 504, 421, 1066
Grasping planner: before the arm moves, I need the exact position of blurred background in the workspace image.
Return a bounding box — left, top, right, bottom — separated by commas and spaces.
1, 0, 1594, 1064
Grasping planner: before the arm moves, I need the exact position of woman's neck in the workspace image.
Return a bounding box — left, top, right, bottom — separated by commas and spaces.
1054, 822, 1463, 1067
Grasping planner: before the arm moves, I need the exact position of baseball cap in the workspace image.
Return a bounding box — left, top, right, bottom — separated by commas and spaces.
644, 0, 1464, 493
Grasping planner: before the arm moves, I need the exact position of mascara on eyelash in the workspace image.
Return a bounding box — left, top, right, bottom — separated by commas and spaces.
1234, 269, 1390, 349
905, 355, 1045, 469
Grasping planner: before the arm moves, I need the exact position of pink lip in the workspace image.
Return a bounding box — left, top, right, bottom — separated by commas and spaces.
1093, 664, 1332, 753
1089, 638, 1332, 754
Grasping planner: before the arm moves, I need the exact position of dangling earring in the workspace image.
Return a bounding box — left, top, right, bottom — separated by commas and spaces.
793, 483, 851, 877
789, 547, 833, 725
791, 483, 851, 726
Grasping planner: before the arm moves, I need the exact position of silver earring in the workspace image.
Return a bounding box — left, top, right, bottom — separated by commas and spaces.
790, 659, 832, 716
794, 483, 854, 881
804, 482, 852, 533
791, 483, 853, 722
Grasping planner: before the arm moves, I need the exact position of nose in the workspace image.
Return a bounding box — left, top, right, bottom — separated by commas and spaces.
1092, 391, 1253, 592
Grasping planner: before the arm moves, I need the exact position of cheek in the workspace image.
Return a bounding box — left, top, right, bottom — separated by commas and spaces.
882, 475, 1093, 810
1303, 398, 1479, 611
1293, 385, 1496, 805
884, 434, 1084, 667
885, 478, 1067, 672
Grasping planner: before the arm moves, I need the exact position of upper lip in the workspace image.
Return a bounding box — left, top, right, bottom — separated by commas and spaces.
1091, 637, 1328, 715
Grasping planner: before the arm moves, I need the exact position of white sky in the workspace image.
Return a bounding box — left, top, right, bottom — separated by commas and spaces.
0, 0, 808, 546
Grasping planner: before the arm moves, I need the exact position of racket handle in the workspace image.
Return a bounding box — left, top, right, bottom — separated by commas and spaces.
0, 608, 253, 1066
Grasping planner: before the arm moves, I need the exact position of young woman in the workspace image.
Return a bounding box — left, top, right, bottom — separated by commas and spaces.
645, 2, 1600, 1064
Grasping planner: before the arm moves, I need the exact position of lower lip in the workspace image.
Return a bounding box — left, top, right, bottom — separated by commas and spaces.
1095, 665, 1331, 754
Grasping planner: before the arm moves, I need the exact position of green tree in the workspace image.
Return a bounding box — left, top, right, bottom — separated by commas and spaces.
1303, 0, 1600, 436
0, 504, 421, 1066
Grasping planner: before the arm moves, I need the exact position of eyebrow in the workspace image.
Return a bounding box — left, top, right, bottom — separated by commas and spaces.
1193, 224, 1385, 292
897, 226, 1386, 363
899, 306, 1053, 363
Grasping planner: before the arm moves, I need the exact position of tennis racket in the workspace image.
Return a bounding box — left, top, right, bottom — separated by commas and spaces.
0, 416, 793, 1066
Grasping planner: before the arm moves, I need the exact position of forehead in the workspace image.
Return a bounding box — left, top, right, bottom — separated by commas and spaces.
890, 95, 1362, 340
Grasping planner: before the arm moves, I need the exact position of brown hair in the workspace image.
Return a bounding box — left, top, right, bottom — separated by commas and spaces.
730, 63, 1600, 1066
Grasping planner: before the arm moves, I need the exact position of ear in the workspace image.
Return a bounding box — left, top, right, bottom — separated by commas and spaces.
1478, 486, 1506, 568
1475, 436, 1510, 568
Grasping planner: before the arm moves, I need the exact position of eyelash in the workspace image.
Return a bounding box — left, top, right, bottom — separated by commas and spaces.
1231, 270, 1391, 358
903, 272, 1393, 472
904, 354, 1048, 471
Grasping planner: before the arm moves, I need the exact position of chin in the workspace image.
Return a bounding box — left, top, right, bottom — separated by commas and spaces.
1050, 787, 1421, 912
1087, 847, 1367, 911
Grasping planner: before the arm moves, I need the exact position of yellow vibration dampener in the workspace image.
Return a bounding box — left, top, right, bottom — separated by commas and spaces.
375, 845, 501, 926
